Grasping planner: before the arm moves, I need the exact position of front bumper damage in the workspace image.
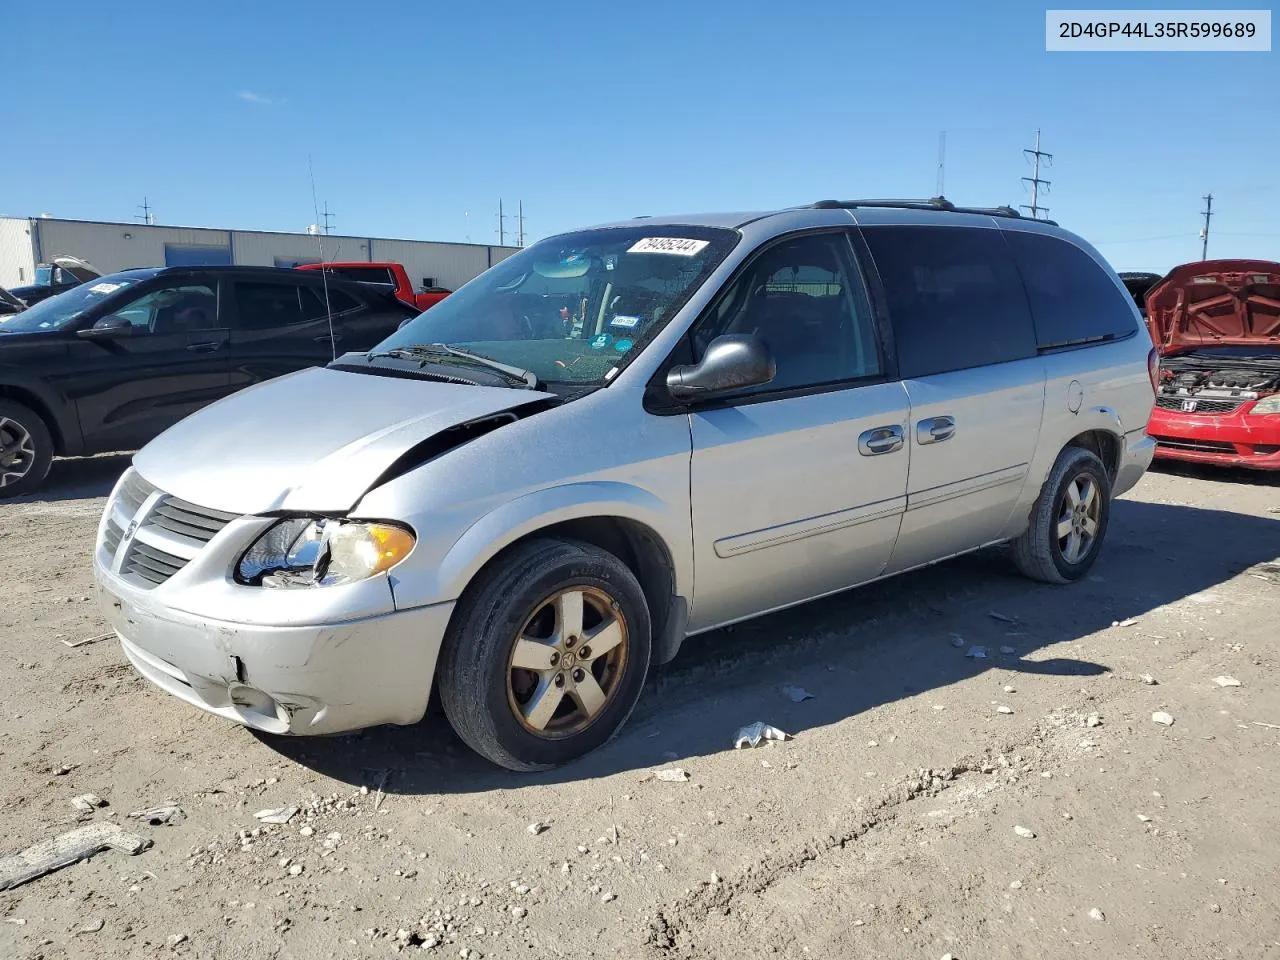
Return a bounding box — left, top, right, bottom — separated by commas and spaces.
1149, 407, 1280, 470
95, 561, 454, 736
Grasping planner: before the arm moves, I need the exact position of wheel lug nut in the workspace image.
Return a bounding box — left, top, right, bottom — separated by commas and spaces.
565, 636, 576, 649
549, 652, 560, 667
554, 672, 566, 687
572, 668, 585, 683
579, 646, 591, 660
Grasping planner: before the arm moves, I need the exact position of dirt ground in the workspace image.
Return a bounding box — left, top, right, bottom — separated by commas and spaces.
2, 455, 1279, 960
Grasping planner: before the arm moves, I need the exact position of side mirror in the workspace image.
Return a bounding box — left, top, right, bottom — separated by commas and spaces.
78, 315, 134, 339
666, 334, 776, 402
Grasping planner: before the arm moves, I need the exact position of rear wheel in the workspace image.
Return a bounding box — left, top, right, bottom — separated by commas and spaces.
0, 400, 53, 499
437, 538, 652, 772
1011, 446, 1112, 583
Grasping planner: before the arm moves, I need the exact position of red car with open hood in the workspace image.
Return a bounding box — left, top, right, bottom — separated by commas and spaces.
1145, 259, 1280, 469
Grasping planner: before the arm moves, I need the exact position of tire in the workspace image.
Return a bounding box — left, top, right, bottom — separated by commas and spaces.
0, 400, 54, 499
1011, 446, 1112, 584
437, 537, 652, 772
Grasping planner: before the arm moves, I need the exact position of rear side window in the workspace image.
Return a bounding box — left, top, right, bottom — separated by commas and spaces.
234, 282, 307, 329
862, 226, 1037, 378
301, 286, 361, 318
1005, 231, 1138, 348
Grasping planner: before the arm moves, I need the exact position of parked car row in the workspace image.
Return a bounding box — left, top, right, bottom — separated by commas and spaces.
0, 265, 419, 495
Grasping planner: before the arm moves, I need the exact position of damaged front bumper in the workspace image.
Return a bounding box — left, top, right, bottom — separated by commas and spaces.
94, 564, 454, 736
1149, 407, 1280, 470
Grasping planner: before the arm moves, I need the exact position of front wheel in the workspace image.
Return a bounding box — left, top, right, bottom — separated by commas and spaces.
1011, 446, 1112, 583
437, 538, 652, 772
0, 400, 54, 499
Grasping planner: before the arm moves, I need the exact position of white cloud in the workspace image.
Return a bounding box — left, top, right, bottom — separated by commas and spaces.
237, 90, 282, 106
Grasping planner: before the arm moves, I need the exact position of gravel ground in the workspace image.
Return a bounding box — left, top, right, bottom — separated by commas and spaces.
1, 454, 1278, 960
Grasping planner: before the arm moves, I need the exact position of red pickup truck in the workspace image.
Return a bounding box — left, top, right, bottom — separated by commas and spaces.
296, 261, 450, 312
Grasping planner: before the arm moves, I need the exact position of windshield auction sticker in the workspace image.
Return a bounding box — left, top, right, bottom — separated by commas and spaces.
627, 237, 710, 256
1046, 10, 1271, 50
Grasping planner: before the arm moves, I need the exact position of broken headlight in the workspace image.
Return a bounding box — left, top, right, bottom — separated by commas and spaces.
236, 518, 415, 588
1250, 395, 1280, 415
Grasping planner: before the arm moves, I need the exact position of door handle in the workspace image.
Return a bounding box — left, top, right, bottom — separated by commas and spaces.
858, 424, 904, 456
916, 416, 956, 445
186, 341, 221, 353
313, 334, 343, 342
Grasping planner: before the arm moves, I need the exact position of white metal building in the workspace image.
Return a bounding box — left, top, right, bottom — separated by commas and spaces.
0, 216, 522, 291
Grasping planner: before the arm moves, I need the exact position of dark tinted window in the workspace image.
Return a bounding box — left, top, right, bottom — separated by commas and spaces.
329, 266, 396, 286
234, 282, 306, 329
1006, 232, 1138, 347
301, 286, 361, 319
694, 232, 881, 394
862, 225, 1037, 378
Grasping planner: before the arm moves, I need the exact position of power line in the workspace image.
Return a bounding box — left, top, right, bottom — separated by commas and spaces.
1199, 193, 1213, 260
1020, 128, 1052, 220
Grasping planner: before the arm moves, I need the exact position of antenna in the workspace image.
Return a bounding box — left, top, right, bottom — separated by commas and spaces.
1200, 193, 1213, 260
308, 156, 337, 362
1020, 128, 1053, 220
936, 132, 946, 198
134, 197, 154, 225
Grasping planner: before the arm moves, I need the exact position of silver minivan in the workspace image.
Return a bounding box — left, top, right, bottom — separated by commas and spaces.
93, 199, 1158, 771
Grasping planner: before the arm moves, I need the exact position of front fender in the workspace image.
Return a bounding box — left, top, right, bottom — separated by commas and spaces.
396, 480, 690, 609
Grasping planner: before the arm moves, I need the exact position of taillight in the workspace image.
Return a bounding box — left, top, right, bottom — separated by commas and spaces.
1147, 348, 1160, 394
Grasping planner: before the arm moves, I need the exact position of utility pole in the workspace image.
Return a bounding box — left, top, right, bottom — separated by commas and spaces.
1200, 193, 1213, 260
517, 200, 525, 247
321, 201, 335, 235
497, 199, 507, 246
134, 197, 154, 225
1020, 128, 1053, 220
936, 132, 946, 198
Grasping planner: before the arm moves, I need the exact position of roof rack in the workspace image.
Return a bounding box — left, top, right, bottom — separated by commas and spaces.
806, 196, 1057, 226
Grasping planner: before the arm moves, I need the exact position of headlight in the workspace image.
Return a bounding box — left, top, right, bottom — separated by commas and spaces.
236, 518, 415, 588
1250, 395, 1280, 415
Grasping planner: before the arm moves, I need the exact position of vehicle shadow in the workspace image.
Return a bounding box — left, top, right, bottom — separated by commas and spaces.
263, 498, 1280, 795
1149, 459, 1280, 487
5, 454, 131, 504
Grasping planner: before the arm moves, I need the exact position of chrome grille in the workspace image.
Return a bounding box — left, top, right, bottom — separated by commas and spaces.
1154, 395, 1244, 415
125, 541, 187, 584
99, 468, 241, 589
148, 496, 239, 544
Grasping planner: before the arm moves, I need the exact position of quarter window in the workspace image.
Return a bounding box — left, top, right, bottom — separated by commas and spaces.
694, 232, 882, 395
1004, 231, 1138, 348
862, 225, 1037, 378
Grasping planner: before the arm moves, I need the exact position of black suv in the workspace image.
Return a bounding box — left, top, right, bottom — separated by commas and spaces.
0, 265, 417, 496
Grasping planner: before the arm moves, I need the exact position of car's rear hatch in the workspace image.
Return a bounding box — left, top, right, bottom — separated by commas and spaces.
1145, 260, 1280, 355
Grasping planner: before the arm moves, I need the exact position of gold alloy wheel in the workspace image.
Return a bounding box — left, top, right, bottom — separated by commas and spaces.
1057, 473, 1101, 564
506, 585, 629, 738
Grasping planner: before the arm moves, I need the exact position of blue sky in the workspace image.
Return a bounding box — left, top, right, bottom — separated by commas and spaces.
4, 1, 1276, 273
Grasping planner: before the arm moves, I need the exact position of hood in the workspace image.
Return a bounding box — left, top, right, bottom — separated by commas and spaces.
132, 365, 555, 515
1146, 259, 1280, 354
51, 255, 102, 283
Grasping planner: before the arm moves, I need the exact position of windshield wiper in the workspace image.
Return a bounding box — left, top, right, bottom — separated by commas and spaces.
367, 343, 539, 388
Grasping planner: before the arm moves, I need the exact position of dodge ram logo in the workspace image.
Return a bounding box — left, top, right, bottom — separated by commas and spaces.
1181, 399, 1198, 412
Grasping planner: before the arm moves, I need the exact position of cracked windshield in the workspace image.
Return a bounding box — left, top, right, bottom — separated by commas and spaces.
375, 227, 736, 386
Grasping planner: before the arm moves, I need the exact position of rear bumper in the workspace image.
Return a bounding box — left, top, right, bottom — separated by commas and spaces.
1113, 426, 1157, 498
1149, 407, 1280, 470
